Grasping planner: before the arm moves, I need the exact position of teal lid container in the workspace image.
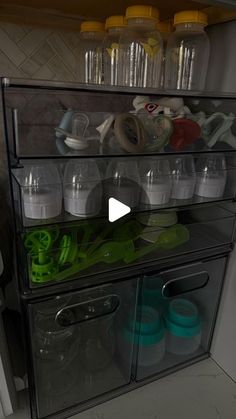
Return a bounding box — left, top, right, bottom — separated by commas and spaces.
124, 306, 165, 346
165, 298, 201, 338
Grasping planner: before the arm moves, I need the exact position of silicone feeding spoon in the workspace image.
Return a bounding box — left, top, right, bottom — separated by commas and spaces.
124, 224, 190, 263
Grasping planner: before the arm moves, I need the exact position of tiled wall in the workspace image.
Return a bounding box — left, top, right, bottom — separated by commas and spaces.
0, 21, 80, 184
0, 21, 80, 81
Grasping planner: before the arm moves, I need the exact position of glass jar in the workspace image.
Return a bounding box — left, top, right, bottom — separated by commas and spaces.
170, 155, 196, 200
140, 157, 172, 206
77, 21, 105, 84
118, 5, 163, 88
103, 15, 126, 86
165, 11, 210, 91
63, 159, 102, 217
21, 162, 62, 219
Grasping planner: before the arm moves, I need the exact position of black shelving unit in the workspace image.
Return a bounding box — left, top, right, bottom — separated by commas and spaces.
2, 77, 236, 419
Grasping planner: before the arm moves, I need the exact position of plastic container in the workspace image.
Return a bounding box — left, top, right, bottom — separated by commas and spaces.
164, 298, 202, 355
21, 163, 62, 219
105, 159, 140, 208
118, 5, 163, 88
140, 158, 172, 206
165, 11, 210, 91
121, 306, 165, 367
77, 21, 105, 84
195, 154, 227, 198
63, 159, 102, 217
170, 155, 196, 200
103, 16, 126, 86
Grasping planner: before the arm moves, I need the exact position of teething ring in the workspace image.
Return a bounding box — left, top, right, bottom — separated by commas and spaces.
114, 113, 147, 153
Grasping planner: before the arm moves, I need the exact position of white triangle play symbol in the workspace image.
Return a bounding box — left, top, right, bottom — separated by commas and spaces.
108, 198, 131, 223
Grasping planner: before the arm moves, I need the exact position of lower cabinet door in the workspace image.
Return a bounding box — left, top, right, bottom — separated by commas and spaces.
134, 257, 227, 381
28, 278, 139, 418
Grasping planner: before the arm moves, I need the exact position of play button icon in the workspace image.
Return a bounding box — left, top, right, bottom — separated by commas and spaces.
108, 198, 131, 222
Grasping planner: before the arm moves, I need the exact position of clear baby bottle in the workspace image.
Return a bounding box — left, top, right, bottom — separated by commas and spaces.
195, 154, 227, 199
106, 159, 140, 208
21, 162, 62, 219
103, 15, 127, 86
165, 11, 210, 91
140, 157, 172, 206
63, 159, 102, 217
77, 21, 105, 84
170, 155, 196, 200
118, 5, 163, 88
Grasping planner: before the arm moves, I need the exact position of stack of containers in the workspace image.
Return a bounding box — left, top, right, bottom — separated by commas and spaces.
76, 7, 211, 90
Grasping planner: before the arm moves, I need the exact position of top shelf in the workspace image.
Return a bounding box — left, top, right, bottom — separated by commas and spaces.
3, 77, 236, 99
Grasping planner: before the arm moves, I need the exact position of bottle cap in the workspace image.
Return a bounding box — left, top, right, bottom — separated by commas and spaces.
105, 15, 126, 30
174, 10, 208, 26
125, 5, 159, 21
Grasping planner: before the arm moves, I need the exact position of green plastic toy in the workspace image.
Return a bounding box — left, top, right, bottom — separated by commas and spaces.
24, 228, 58, 283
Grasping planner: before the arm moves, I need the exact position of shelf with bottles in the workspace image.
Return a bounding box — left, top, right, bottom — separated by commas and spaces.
18, 204, 235, 289
11, 153, 236, 230
3, 79, 236, 163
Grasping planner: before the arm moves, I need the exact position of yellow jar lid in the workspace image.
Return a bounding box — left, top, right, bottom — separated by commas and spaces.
156, 21, 173, 34
105, 15, 126, 30
80, 21, 105, 33
125, 5, 159, 21
174, 10, 208, 26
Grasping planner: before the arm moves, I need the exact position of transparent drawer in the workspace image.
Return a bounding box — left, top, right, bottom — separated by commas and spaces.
4, 85, 236, 160
131, 257, 226, 381
28, 279, 139, 418
20, 205, 235, 289
11, 154, 236, 229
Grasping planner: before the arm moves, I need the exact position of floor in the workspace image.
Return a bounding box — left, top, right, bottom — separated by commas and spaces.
13, 359, 236, 419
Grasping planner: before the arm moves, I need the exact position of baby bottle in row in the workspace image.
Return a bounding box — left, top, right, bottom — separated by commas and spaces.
19, 154, 227, 220
21, 163, 62, 220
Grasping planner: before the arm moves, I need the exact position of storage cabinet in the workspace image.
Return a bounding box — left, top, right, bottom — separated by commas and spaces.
2, 78, 236, 419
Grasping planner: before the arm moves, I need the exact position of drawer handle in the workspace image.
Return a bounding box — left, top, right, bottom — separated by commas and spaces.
162, 271, 209, 298
55, 294, 120, 327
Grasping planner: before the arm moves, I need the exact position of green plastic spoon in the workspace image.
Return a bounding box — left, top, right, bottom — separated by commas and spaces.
53, 239, 135, 282
124, 224, 190, 263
